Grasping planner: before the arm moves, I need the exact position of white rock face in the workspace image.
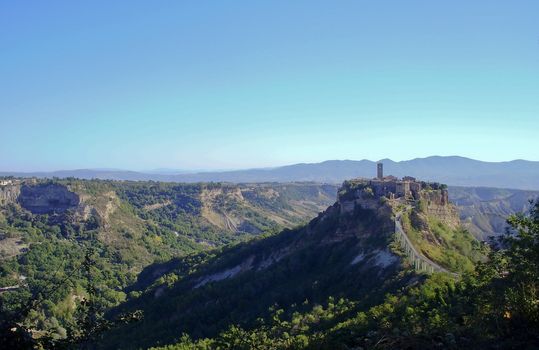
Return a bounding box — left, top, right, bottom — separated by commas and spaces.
257, 250, 289, 270
350, 252, 365, 265
194, 255, 255, 288
372, 250, 398, 268
350, 250, 397, 268
194, 265, 242, 288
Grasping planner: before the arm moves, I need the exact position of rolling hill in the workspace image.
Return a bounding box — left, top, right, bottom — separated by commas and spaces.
3, 156, 539, 190
97, 178, 480, 349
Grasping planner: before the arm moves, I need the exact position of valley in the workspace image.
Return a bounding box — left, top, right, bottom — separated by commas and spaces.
0, 176, 537, 349
4, 2, 538, 348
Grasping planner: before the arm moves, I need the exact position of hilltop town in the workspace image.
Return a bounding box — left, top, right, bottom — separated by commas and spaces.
340, 162, 448, 203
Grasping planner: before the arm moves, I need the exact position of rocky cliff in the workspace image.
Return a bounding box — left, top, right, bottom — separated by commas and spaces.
17, 183, 80, 214
0, 184, 20, 205
339, 179, 459, 224
449, 186, 539, 240
419, 189, 460, 229
336, 179, 478, 273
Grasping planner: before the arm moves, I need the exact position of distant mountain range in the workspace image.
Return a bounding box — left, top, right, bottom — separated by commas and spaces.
2, 156, 539, 190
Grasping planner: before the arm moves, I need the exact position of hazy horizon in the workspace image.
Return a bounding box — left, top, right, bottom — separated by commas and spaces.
1, 155, 538, 174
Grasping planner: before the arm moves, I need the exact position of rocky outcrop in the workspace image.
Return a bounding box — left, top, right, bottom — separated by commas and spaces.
0, 184, 20, 205
420, 189, 449, 207
339, 196, 384, 213
419, 190, 460, 229
338, 185, 386, 213
18, 184, 80, 214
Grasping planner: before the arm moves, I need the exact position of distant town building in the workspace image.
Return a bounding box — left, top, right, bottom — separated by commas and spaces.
358, 163, 425, 201
377, 162, 383, 179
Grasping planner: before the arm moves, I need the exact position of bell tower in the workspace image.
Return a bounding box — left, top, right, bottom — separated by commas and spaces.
377, 162, 383, 179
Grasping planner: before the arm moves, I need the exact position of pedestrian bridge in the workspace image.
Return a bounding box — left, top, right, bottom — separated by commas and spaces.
394, 210, 456, 276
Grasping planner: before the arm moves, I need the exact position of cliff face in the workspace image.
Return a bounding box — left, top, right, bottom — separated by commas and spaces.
337, 182, 386, 213
419, 190, 460, 229
337, 179, 478, 272
338, 180, 459, 226
0, 184, 20, 205
18, 184, 80, 214
448, 186, 539, 240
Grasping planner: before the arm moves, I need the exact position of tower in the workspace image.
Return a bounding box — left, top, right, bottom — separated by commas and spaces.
377, 162, 383, 179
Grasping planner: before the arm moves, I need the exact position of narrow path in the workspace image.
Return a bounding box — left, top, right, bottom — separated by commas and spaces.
0, 285, 20, 293
394, 208, 454, 275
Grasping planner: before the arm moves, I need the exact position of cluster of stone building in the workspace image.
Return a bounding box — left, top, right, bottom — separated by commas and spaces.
0, 179, 23, 187
365, 163, 423, 200
0, 179, 14, 186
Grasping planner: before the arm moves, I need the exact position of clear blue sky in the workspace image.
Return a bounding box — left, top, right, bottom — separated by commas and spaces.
1, 1, 538, 171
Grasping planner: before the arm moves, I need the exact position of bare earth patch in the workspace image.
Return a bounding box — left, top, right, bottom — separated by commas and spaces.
0, 236, 28, 260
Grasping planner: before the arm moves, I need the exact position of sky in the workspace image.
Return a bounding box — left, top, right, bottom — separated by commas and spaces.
1, 1, 538, 171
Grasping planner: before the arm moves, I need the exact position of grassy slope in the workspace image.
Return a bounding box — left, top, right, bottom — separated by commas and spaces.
400, 208, 482, 273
